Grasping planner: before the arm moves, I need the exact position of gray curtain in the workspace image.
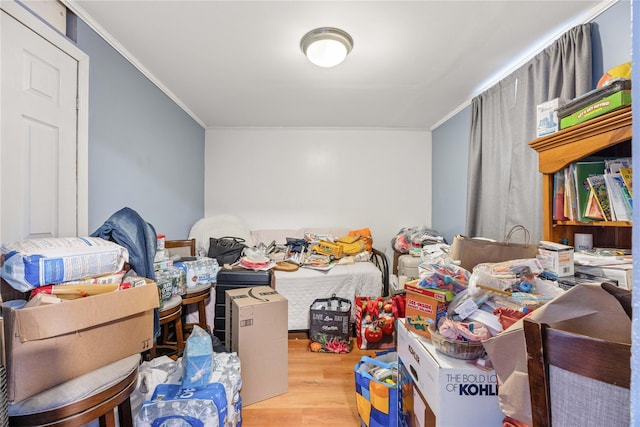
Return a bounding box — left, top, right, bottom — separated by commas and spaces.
466, 24, 592, 243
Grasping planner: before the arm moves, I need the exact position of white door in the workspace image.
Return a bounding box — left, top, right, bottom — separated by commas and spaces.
0, 3, 85, 243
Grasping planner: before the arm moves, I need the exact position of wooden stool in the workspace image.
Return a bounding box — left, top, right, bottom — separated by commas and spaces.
182, 283, 212, 335
150, 295, 185, 359
8, 354, 140, 426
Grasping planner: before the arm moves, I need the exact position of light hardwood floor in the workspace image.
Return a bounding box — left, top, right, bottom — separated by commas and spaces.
240, 333, 379, 426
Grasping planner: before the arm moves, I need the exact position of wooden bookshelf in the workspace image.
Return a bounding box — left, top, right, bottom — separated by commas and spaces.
529, 106, 632, 248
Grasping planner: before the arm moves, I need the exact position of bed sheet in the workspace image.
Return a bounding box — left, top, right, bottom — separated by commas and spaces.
274, 262, 383, 330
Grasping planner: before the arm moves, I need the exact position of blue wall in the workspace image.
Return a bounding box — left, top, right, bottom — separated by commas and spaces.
75, 21, 205, 240
431, 1, 632, 241
432, 107, 470, 244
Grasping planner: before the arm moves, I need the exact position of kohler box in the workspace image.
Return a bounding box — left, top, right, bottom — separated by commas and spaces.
225, 286, 288, 406
397, 319, 503, 427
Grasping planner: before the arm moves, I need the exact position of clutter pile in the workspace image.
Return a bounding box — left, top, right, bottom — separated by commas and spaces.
240, 228, 375, 272
0, 230, 160, 405
391, 226, 445, 255
135, 326, 242, 427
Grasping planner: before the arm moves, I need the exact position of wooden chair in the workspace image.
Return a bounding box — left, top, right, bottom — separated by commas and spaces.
523, 318, 631, 427
8, 354, 139, 426
181, 283, 212, 335
165, 238, 196, 259
149, 294, 185, 360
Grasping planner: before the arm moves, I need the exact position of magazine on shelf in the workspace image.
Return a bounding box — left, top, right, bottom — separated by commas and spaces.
573, 160, 605, 222
564, 163, 578, 220
620, 167, 633, 197
603, 172, 632, 221
584, 189, 605, 221
605, 157, 632, 174
553, 170, 568, 220
586, 175, 611, 221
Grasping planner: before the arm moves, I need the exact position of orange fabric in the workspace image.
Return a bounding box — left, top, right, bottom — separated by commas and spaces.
350, 228, 373, 252
502, 416, 530, 427
494, 307, 529, 330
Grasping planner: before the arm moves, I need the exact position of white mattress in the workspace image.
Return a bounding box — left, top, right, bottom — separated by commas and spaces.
274, 262, 383, 330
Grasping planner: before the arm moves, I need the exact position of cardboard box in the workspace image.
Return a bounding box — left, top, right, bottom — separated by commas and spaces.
403, 283, 452, 339
560, 90, 631, 129
3, 282, 158, 403
575, 263, 632, 290
225, 286, 288, 406
397, 319, 503, 427
399, 358, 435, 427
536, 98, 567, 137
537, 241, 574, 278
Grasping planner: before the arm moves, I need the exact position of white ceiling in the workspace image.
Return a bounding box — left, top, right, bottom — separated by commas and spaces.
64, 0, 610, 130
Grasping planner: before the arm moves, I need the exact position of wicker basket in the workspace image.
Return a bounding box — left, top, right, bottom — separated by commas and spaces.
428, 323, 486, 360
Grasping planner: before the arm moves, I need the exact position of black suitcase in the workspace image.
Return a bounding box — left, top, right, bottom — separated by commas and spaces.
214, 269, 273, 343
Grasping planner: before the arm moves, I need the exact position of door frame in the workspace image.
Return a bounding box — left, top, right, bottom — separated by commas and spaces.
0, 0, 89, 240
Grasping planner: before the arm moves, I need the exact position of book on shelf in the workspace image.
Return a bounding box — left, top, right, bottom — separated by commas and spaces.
605, 157, 632, 174
620, 167, 633, 197
584, 189, 605, 220
564, 163, 578, 220
573, 160, 605, 222
586, 175, 611, 221
554, 158, 633, 223
553, 170, 569, 220
603, 172, 632, 221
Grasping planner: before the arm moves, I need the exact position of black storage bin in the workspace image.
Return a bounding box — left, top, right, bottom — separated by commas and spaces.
214, 269, 273, 343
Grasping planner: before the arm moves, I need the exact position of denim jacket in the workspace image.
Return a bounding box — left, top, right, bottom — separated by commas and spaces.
91, 207, 157, 281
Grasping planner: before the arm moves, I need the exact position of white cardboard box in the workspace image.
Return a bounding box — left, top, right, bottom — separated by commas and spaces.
399, 358, 435, 426
536, 98, 567, 137
225, 286, 288, 406
575, 264, 633, 290
397, 319, 504, 427
537, 241, 574, 278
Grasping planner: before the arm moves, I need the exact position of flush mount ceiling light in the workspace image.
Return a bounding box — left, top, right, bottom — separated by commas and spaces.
300, 27, 353, 68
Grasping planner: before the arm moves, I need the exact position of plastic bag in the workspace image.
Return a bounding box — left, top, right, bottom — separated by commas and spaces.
309, 295, 352, 353
182, 325, 213, 389
468, 259, 543, 295
355, 351, 398, 427
391, 227, 445, 253
419, 243, 452, 265
447, 259, 562, 324
136, 398, 219, 427
355, 295, 406, 350
417, 262, 469, 294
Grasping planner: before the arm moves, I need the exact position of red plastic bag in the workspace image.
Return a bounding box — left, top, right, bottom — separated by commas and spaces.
355, 295, 405, 349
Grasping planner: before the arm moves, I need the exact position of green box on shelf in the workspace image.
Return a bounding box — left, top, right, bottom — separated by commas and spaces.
560, 90, 631, 129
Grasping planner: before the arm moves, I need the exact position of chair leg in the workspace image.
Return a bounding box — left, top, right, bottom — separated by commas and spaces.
175, 314, 185, 355
118, 397, 134, 427
99, 410, 115, 427
198, 300, 208, 331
